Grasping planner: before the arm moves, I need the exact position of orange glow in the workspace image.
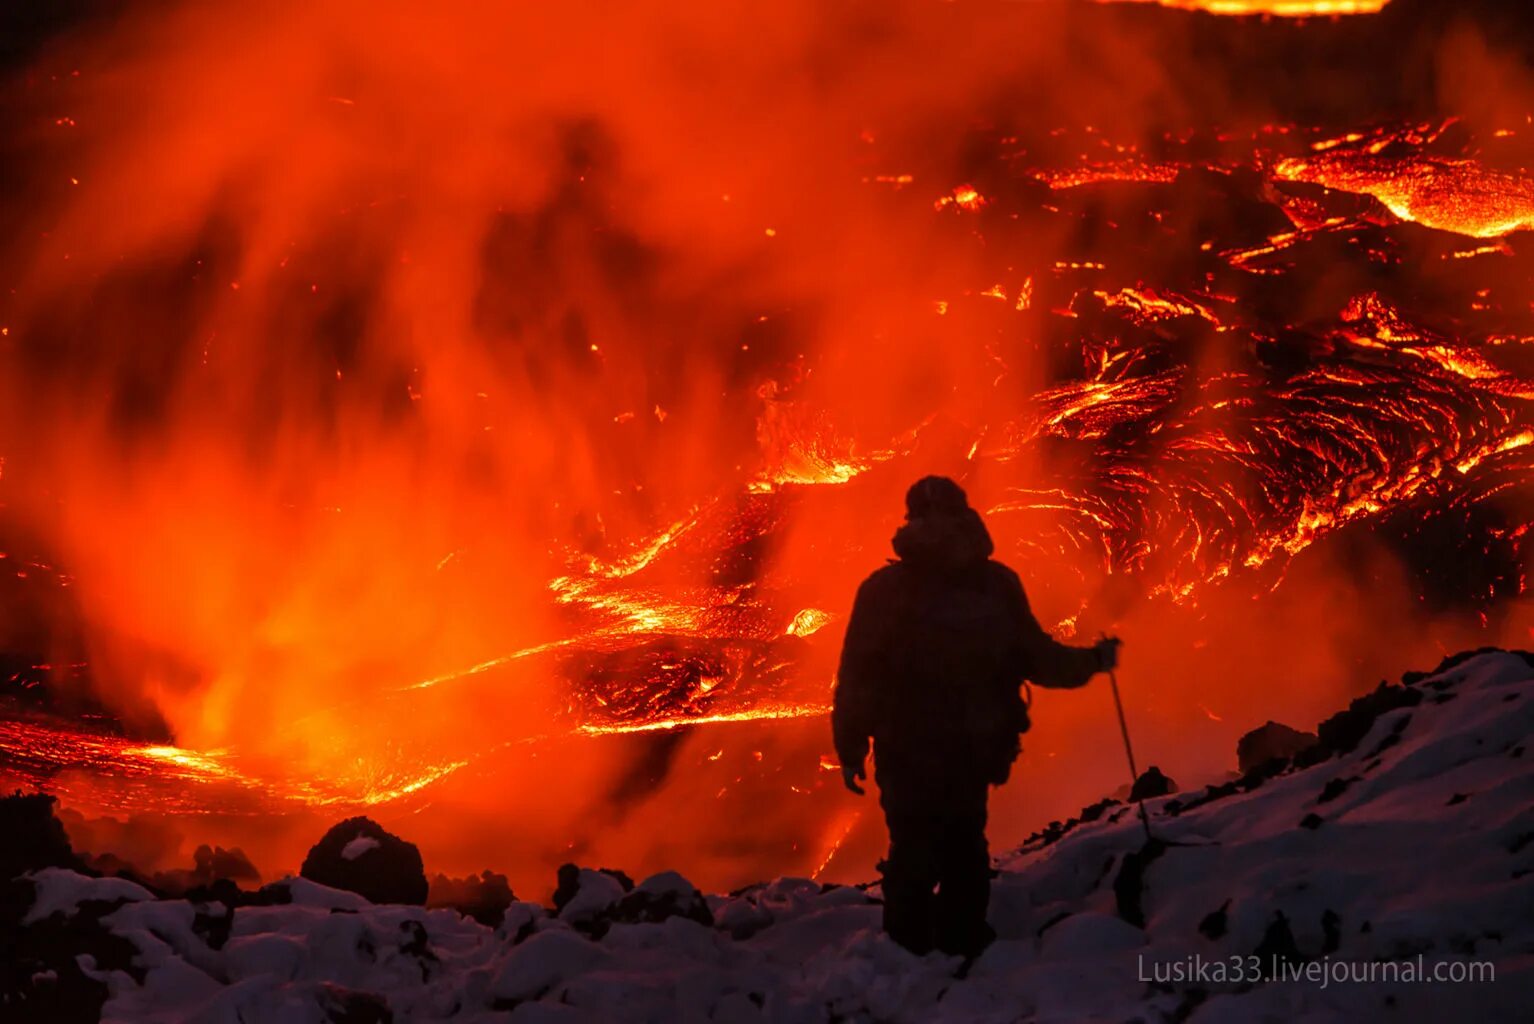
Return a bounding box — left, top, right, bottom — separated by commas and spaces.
1034, 162, 1183, 190
1276, 133, 1534, 237
575, 704, 831, 737
810, 809, 862, 879
935, 185, 987, 213
1102, 0, 1391, 14
785, 608, 832, 638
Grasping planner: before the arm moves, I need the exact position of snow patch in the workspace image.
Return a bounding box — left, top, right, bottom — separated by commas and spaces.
24, 867, 153, 923
491, 928, 610, 1002
341, 834, 381, 861
555, 868, 626, 925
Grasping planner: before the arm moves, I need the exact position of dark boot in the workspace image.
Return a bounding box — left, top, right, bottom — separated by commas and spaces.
934, 782, 994, 957
879, 781, 942, 955
879, 860, 938, 955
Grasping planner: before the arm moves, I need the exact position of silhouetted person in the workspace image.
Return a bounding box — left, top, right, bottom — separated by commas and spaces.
834, 476, 1120, 957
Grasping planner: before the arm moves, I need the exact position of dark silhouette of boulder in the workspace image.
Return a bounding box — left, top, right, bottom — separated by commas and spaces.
0, 794, 126, 1024
1, 792, 81, 882
152, 844, 261, 896
1113, 838, 1168, 928
427, 870, 516, 926
1128, 766, 1177, 802
1299, 683, 1423, 766
1253, 911, 1306, 968
1237, 721, 1317, 773
1400, 646, 1534, 685
316, 984, 393, 1024
300, 817, 427, 906
193, 844, 260, 885
1198, 900, 1230, 940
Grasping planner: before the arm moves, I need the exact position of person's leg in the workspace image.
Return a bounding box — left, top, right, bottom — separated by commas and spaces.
933, 780, 994, 957
879, 781, 940, 954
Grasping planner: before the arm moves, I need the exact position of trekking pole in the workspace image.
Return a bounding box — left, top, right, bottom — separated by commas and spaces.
1107, 662, 1155, 844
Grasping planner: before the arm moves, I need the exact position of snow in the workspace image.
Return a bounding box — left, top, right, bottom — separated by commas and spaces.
341, 834, 380, 861
269, 876, 371, 911
1038, 910, 1145, 957
31, 651, 1534, 1022
23, 867, 154, 923
491, 929, 611, 1002
555, 868, 626, 925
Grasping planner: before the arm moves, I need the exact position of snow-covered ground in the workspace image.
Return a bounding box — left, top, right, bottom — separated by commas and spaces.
21, 651, 1534, 1022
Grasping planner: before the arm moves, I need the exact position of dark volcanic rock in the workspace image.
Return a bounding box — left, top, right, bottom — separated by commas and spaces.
1400, 647, 1534, 685
1299, 683, 1423, 765
193, 843, 260, 884
316, 983, 394, 1024
552, 862, 633, 914
153, 844, 261, 896
428, 870, 516, 927
191, 901, 235, 951
2, 893, 141, 1024
300, 817, 427, 906
1113, 839, 1169, 929
1253, 911, 1306, 968
1237, 721, 1318, 774
0, 791, 83, 882
1316, 775, 1361, 804
0, 794, 145, 1024
0, 793, 110, 1023
1129, 766, 1177, 802
1198, 900, 1230, 940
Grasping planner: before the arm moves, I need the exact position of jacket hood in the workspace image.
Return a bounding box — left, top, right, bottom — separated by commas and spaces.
891, 507, 995, 571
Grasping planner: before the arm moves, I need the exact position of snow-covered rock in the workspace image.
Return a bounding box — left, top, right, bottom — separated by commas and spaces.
554, 868, 628, 927
491, 928, 611, 1003
24, 867, 154, 923
298, 816, 428, 906
13, 650, 1534, 1022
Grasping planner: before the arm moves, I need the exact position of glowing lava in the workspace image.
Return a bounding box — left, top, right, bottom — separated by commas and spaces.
1105, 0, 1392, 14
1277, 152, 1534, 238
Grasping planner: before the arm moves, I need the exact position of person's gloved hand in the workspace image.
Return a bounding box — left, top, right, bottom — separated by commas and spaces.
1095, 636, 1123, 673
842, 762, 867, 796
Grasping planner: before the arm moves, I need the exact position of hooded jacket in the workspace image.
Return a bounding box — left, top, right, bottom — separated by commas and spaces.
832, 506, 1100, 781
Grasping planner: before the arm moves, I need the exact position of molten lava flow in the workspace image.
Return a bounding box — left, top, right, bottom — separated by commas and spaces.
0, 718, 469, 813
1101, 0, 1392, 13
574, 703, 830, 738
810, 808, 862, 880
1033, 162, 1183, 190
1276, 150, 1534, 238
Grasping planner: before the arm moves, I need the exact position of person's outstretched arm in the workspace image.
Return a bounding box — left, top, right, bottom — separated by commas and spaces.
1006, 572, 1117, 689
832, 575, 887, 793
